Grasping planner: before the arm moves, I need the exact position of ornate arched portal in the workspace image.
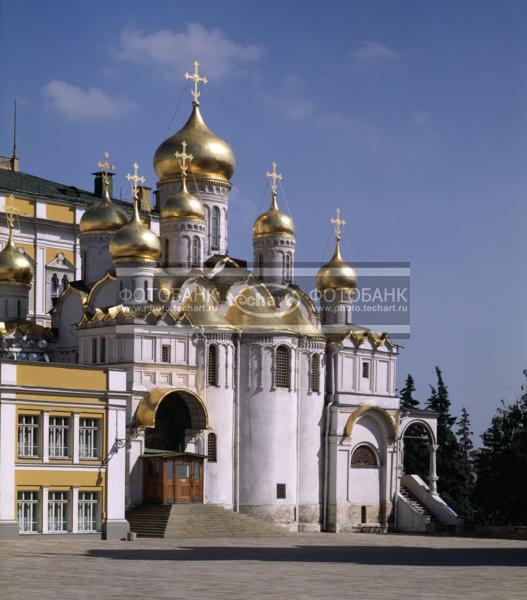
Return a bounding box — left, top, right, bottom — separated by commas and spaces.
135, 388, 209, 504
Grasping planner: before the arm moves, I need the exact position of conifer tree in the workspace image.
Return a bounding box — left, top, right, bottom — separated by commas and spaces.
455, 406, 475, 520
399, 374, 419, 411
426, 367, 465, 515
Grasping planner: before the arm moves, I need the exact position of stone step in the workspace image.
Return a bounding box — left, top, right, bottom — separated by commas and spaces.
126, 503, 288, 538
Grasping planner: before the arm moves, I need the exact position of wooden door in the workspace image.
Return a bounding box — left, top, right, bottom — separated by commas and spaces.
143, 458, 164, 503
175, 458, 192, 503
189, 458, 203, 502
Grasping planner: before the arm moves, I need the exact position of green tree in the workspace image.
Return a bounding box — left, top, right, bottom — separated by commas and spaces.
455, 406, 476, 521
426, 367, 465, 516
399, 374, 419, 411
473, 371, 527, 524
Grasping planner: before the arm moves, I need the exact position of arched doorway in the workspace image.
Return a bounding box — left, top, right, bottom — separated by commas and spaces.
401, 420, 438, 494
136, 389, 208, 504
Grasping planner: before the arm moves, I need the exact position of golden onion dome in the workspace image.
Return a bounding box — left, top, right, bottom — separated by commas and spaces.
154, 103, 235, 183
110, 203, 160, 263
80, 188, 128, 234
316, 239, 357, 292
161, 178, 205, 220
253, 193, 295, 238
0, 228, 33, 285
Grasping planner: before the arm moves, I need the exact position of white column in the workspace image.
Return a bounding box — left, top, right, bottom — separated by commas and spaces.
36, 245, 45, 317
0, 401, 18, 537
104, 403, 129, 539
42, 411, 49, 463
72, 413, 80, 464
71, 487, 79, 533
429, 443, 439, 495
41, 486, 49, 533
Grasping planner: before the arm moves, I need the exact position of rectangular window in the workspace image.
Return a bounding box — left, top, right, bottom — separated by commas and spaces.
48, 491, 68, 533
161, 344, 171, 363
99, 337, 106, 363
79, 418, 99, 459
18, 415, 40, 457
49, 416, 69, 458
362, 362, 370, 379
78, 492, 99, 532
91, 338, 97, 364
18, 491, 39, 533
309, 355, 320, 393
277, 483, 286, 499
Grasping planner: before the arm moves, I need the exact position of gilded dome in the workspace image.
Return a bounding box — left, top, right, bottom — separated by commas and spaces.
161, 178, 205, 221
253, 194, 295, 238
316, 239, 357, 292
80, 188, 128, 234
110, 204, 160, 263
0, 230, 33, 285
154, 103, 235, 183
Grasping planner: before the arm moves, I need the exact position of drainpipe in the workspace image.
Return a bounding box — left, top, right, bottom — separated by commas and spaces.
323, 342, 339, 531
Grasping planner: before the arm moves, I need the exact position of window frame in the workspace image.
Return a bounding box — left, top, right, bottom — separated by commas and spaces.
309, 353, 320, 393
78, 491, 99, 532
161, 344, 171, 364
362, 361, 370, 379
207, 432, 217, 463
49, 416, 70, 459
79, 418, 100, 460
207, 344, 218, 386
18, 414, 41, 458
18, 491, 39, 533
274, 345, 291, 389
48, 491, 69, 533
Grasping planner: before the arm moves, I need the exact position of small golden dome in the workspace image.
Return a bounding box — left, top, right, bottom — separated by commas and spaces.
110, 204, 160, 263
154, 103, 235, 183
0, 229, 33, 285
80, 188, 128, 234
161, 178, 205, 220
253, 193, 295, 238
316, 239, 357, 291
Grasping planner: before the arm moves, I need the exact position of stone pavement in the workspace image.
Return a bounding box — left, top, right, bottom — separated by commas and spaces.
1, 533, 526, 600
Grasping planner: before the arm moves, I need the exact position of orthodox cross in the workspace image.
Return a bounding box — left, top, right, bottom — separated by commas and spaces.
184, 60, 208, 104
97, 151, 115, 187
330, 208, 346, 241
4, 196, 20, 240
266, 161, 282, 196
126, 162, 145, 202
175, 140, 194, 178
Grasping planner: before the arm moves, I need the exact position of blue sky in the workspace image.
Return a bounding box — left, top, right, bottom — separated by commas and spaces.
1, 0, 526, 438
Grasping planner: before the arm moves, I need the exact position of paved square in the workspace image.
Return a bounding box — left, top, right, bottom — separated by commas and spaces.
1, 533, 526, 600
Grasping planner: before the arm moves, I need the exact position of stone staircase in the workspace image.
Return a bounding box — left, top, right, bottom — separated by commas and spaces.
399, 485, 438, 531
126, 503, 290, 538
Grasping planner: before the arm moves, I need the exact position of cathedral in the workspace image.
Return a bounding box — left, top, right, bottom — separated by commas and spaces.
0, 62, 459, 539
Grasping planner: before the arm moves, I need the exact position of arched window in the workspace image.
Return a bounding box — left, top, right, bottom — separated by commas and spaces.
211, 206, 220, 250
184, 236, 191, 268
351, 445, 378, 467
51, 273, 59, 296
61, 274, 69, 290
16, 299, 21, 320
191, 237, 200, 267
143, 279, 149, 301
257, 254, 263, 279
82, 251, 87, 278
309, 354, 320, 393
285, 253, 292, 283
275, 345, 290, 389
208, 432, 217, 462
207, 344, 218, 385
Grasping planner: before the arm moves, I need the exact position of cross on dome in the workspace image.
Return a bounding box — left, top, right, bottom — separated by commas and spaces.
126, 162, 145, 203
174, 140, 194, 178
184, 60, 208, 105
97, 151, 115, 186
331, 208, 346, 241
266, 161, 282, 196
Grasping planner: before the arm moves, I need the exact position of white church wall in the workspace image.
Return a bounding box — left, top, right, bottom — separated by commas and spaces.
238, 339, 299, 529
298, 344, 325, 531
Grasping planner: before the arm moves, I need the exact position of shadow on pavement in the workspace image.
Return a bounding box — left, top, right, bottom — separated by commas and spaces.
86, 545, 527, 567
